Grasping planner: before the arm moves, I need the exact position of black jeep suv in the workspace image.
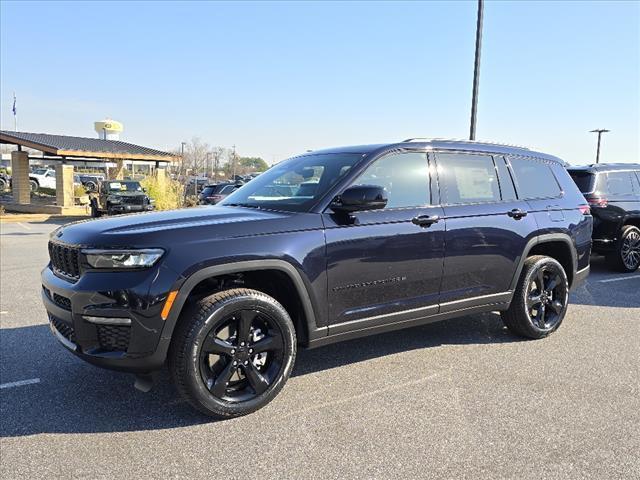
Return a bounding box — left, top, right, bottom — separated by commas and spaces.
89, 180, 154, 217
567, 164, 640, 272
42, 139, 592, 418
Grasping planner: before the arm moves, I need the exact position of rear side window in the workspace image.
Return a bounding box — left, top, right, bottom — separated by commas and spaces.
437, 153, 501, 204
605, 172, 634, 196
568, 171, 595, 193
509, 158, 562, 199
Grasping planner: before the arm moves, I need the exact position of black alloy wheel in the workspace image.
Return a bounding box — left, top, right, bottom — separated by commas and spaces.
199, 309, 285, 403
169, 288, 296, 418
501, 255, 569, 339
619, 226, 640, 272
524, 265, 568, 331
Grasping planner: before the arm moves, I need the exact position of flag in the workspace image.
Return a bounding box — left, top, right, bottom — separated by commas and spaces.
12, 93, 16, 116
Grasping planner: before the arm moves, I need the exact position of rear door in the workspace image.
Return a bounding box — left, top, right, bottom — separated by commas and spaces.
435, 152, 538, 310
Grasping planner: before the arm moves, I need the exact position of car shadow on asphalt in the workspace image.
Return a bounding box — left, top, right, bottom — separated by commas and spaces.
0, 312, 520, 436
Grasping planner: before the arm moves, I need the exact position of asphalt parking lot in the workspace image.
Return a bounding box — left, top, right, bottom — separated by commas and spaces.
1, 218, 638, 479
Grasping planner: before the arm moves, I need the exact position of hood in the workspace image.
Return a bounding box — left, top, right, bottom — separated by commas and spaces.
54, 205, 321, 247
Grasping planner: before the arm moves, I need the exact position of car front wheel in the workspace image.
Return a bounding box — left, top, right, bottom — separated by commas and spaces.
169, 288, 296, 418
501, 255, 569, 339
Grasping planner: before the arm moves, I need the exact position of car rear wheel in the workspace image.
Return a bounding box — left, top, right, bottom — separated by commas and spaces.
29, 179, 39, 192
607, 225, 640, 273
501, 255, 569, 339
169, 288, 296, 418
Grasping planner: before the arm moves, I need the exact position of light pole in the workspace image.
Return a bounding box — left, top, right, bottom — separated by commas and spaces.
232, 144, 237, 180
469, 0, 484, 141
590, 129, 610, 164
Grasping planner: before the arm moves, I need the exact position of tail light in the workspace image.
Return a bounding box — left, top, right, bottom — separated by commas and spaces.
587, 196, 608, 208
578, 205, 591, 215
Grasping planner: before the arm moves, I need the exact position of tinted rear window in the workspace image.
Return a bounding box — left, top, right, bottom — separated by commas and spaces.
568, 171, 595, 193
201, 186, 216, 196
509, 158, 561, 199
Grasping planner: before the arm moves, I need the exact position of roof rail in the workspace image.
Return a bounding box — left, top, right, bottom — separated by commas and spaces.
401, 137, 531, 150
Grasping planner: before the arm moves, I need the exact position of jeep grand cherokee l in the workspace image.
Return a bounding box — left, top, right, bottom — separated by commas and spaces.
42, 139, 592, 418
567, 163, 640, 272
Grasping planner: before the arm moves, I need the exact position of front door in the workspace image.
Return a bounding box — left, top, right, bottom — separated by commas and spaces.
323, 151, 446, 333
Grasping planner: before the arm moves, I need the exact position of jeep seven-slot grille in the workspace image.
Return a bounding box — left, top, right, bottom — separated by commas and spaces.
50, 315, 76, 343
48, 241, 81, 280
121, 196, 145, 205
97, 325, 131, 352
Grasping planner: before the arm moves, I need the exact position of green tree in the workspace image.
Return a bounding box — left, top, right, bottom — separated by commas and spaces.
239, 157, 268, 172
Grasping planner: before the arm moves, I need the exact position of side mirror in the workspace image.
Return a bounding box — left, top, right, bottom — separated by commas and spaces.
331, 184, 388, 213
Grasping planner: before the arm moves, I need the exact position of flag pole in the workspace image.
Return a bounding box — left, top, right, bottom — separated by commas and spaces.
12, 92, 18, 132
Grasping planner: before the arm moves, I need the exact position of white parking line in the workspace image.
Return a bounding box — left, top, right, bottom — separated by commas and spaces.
0, 378, 41, 389
599, 275, 640, 283
16, 222, 32, 230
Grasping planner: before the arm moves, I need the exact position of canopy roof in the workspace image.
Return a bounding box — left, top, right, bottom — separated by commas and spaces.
1, 130, 176, 162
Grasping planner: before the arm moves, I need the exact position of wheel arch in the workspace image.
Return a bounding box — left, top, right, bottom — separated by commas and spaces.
509, 234, 578, 292
622, 216, 640, 230
163, 260, 323, 349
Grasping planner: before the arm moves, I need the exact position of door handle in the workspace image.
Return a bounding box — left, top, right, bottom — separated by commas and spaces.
411, 214, 440, 227
507, 208, 528, 219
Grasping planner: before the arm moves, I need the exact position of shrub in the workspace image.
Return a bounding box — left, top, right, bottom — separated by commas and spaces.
73, 184, 86, 197
141, 175, 184, 211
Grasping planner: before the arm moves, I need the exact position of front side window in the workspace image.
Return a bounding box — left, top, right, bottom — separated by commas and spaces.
605, 172, 634, 196
220, 153, 362, 212
438, 153, 501, 204
353, 152, 430, 209
509, 157, 561, 199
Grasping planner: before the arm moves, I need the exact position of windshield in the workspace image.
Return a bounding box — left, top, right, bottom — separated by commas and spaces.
568, 171, 595, 193
220, 153, 363, 212
106, 181, 143, 192
33, 168, 48, 175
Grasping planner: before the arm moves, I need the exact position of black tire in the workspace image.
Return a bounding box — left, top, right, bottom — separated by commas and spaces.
0, 178, 7, 192
29, 179, 39, 192
168, 288, 296, 418
90, 199, 102, 218
501, 255, 569, 339
606, 225, 640, 273
85, 181, 97, 192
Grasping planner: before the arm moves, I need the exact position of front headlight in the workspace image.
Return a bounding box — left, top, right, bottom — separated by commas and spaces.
83, 249, 164, 269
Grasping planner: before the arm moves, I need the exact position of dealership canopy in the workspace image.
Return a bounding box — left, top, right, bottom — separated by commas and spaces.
0, 130, 176, 162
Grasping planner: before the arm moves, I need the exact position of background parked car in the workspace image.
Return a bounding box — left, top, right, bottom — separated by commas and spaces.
567, 163, 640, 272
0, 172, 10, 192
77, 174, 105, 191
198, 183, 242, 205
90, 179, 155, 217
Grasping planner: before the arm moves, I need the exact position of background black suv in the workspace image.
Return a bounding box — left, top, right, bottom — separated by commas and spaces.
568, 164, 640, 272
42, 139, 592, 418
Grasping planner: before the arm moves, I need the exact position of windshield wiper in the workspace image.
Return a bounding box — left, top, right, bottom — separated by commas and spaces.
224, 203, 262, 209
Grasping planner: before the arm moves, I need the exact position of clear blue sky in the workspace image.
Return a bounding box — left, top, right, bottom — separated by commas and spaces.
1, 0, 638, 164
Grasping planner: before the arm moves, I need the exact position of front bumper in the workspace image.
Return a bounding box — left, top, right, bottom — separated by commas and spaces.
41, 265, 172, 373
109, 204, 154, 214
